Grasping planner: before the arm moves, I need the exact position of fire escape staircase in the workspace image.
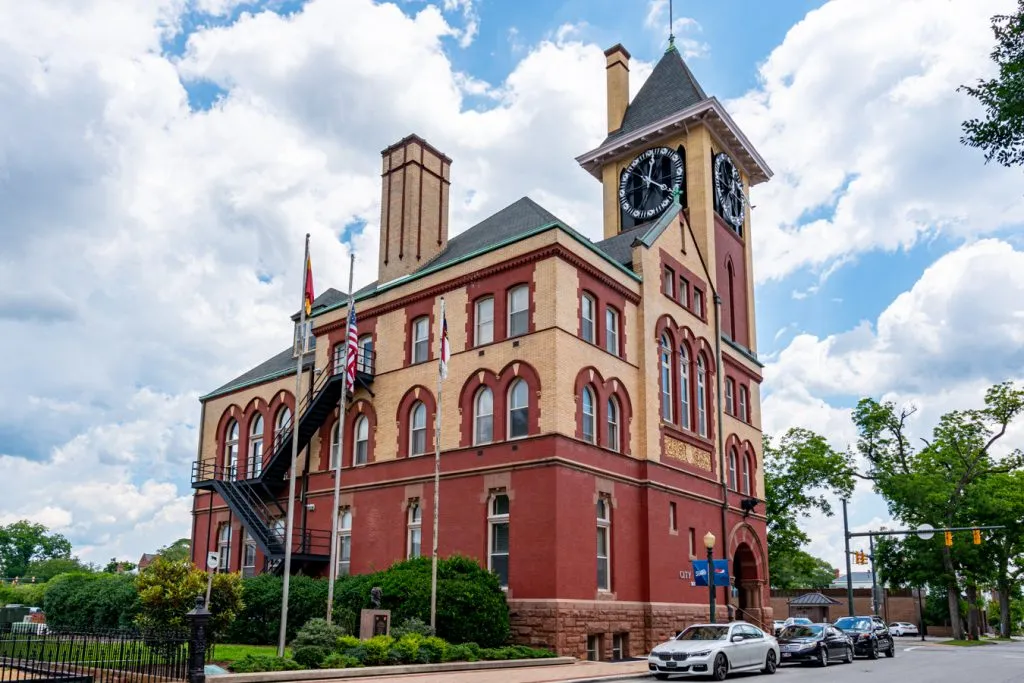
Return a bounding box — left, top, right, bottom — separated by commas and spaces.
193, 350, 375, 571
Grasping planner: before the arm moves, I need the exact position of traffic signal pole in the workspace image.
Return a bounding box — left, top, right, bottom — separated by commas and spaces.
843, 499, 854, 616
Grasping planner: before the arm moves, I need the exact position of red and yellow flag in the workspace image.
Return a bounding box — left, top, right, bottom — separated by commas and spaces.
303, 254, 315, 316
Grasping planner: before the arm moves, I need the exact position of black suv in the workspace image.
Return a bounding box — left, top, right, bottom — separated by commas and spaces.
832, 615, 895, 659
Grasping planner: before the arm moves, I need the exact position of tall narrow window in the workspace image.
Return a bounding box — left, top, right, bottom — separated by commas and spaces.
337, 509, 352, 576
739, 386, 749, 423
693, 289, 704, 318
663, 266, 675, 298
679, 345, 691, 430
242, 532, 256, 576
410, 401, 427, 455
354, 415, 369, 465
330, 421, 341, 469
605, 307, 619, 356
696, 355, 708, 437
508, 379, 528, 439
680, 277, 690, 308
474, 387, 494, 445
412, 316, 429, 363
508, 285, 529, 337
581, 387, 596, 443
333, 343, 345, 376
688, 528, 696, 557
670, 502, 677, 532
407, 502, 422, 559
727, 262, 737, 339
728, 448, 738, 490
225, 420, 239, 481
596, 498, 611, 591
358, 334, 374, 374
217, 524, 231, 572
660, 334, 673, 422
607, 397, 620, 452
488, 494, 510, 587
274, 407, 291, 451
742, 455, 751, 495
248, 415, 264, 478
581, 294, 595, 343
294, 320, 315, 355
475, 297, 494, 346
725, 378, 735, 416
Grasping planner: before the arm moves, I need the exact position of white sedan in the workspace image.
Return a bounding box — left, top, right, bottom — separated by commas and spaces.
647, 621, 779, 680
888, 621, 920, 637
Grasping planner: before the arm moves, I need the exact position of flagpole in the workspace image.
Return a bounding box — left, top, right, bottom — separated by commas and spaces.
429, 297, 445, 632
278, 232, 309, 657
326, 252, 355, 623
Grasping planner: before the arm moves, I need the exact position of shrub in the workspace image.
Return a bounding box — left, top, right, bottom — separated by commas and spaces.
419, 635, 447, 663
224, 574, 330, 645
292, 645, 332, 669
391, 616, 434, 638
442, 643, 476, 662
387, 634, 422, 664
361, 635, 394, 666
321, 653, 364, 669
229, 655, 301, 673
43, 573, 138, 630
291, 617, 345, 649
135, 557, 242, 641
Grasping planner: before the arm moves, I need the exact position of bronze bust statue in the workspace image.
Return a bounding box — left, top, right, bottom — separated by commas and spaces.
370, 586, 382, 609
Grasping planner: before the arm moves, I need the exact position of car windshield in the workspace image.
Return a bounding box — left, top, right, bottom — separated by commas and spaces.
780, 625, 823, 638
676, 626, 729, 641
834, 617, 872, 630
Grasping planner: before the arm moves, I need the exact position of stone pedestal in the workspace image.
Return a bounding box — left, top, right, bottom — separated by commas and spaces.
359, 609, 391, 639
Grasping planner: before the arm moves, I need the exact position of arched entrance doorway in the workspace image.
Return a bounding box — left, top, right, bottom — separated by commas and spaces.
733, 542, 758, 612
728, 523, 767, 627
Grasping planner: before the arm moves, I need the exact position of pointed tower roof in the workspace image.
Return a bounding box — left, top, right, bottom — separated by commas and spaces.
603, 46, 708, 146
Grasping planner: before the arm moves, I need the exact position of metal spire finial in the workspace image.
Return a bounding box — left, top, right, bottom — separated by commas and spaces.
668, 0, 675, 49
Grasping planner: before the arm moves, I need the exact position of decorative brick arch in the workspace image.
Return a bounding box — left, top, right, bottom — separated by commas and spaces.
725, 435, 759, 496
728, 522, 766, 581
496, 360, 542, 438
396, 385, 437, 458
215, 404, 244, 474
267, 390, 295, 452
653, 314, 717, 438
344, 400, 378, 467
572, 367, 633, 455
239, 397, 271, 479
458, 369, 501, 448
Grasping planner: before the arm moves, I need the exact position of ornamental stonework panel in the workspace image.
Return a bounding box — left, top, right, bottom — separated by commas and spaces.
664, 437, 712, 471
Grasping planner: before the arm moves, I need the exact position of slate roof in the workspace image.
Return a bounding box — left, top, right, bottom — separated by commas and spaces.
603, 45, 708, 146
593, 223, 652, 266
204, 345, 315, 399
789, 592, 842, 607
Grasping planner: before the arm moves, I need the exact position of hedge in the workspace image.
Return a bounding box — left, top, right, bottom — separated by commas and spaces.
224, 574, 331, 644
42, 573, 139, 630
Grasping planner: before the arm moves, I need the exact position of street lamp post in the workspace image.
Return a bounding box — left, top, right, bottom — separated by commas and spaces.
704, 531, 716, 624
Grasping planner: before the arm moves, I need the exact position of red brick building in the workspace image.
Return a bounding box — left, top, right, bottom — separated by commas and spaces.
190, 42, 773, 659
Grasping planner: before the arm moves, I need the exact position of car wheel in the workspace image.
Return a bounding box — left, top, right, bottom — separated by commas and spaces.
844, 645, 853, 664
818, 645, 828, 667
763, 650, 777, 675
712, 653, 729, 681
868, 640, 879, 660
885, 640, 896, 658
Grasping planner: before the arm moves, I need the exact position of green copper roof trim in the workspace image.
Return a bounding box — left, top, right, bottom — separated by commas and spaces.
314, 221, 642, 319
636, 199, 683, 249
722, 335, 763, 368
199, 354, 314, 402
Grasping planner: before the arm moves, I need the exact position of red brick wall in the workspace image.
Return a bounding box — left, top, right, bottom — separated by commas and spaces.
713, 216, 750, 348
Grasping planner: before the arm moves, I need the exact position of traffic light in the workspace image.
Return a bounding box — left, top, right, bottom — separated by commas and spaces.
973, 529, 981, 545
944, 531, 953, 547
854, 550, 865, 565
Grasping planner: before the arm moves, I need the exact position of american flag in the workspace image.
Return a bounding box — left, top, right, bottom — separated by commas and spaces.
439, 298, 450, 380
344, 305, 358, 388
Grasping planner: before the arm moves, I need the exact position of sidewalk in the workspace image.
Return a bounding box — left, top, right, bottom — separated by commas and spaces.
302, 660, 651, 683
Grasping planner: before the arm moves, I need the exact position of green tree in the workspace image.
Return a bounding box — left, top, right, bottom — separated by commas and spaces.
769, 548, 836, 590
103, 558, 138, 573
24, 557, 93, 582
959, 1, 1024, 167
136, 556, 243, 641
0, 521, 72, 578
967, 469, 1024, 636
157, 539, 191, 563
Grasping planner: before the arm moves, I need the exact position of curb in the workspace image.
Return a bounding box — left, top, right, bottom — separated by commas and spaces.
210, 656, 577, 681
558, 675, 652, 683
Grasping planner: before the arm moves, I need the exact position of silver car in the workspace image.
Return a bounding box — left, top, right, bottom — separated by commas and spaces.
647, 621, 780, 680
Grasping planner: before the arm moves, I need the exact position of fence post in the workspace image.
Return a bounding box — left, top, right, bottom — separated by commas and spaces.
187, 595, 212, 683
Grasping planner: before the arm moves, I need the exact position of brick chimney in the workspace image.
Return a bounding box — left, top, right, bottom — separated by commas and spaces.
378, 134, 452, 284
604, 44, 630, 133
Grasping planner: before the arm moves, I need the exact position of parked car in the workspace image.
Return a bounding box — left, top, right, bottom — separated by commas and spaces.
776, 623, 853, 666
772, 620, 786, 636
888, 621, 919, 637
833, 615, 895, 659
783, 617, 812, 628
647, 621, 780, 680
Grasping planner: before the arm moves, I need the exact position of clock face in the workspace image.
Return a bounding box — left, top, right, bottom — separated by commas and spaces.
713, 153, 746, 232
618, 147, 685, 223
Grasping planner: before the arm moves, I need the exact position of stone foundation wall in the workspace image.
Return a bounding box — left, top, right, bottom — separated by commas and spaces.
508, 599, 775, 659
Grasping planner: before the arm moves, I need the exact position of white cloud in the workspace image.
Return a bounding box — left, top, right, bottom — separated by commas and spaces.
643, 0, 707, 58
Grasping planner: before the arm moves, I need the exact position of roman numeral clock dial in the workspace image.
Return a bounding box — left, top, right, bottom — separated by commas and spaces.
713, 152, 746, 234
618, 146, 685, 224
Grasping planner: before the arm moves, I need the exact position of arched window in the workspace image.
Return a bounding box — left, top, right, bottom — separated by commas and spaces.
354, 415, 369, 465
225, 419, 239, 481
742, 453, 751, 495
581, 293, 595, 343
473, 387, 493, 445
337, 509, 352, 576
407, 502, 422, 559
410, 401, 427, 455
274, 406, 291, 450
739, 385, 749, 423
330, 420, 341, 469
489, 494, 510, 587
607, 397, 620, 452
581, 387, 596, 443
696, 355, 708, 437
727, 261, 736, 339
660, 334, 673, 422
508, 379, 528, 439
248, 415, 264, 479
596, 497, 611, 591
679, 344, 691, 430
728, 447, 738, 490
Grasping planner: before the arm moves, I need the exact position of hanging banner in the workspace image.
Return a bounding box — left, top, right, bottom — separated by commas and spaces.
692, 559, 730, 586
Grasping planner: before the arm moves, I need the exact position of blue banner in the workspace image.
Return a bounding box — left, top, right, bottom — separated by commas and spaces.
692, 559, 730, 586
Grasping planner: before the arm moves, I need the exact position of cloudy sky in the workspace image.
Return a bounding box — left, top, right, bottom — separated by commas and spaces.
1, 0, 1021, 571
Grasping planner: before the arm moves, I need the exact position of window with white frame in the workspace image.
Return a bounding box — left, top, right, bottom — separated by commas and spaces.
270, 517, 284, 545
294, 320, 315, 356
358, 335, 374, 374
225, 419, 239, 480
248, 415, 263, 478
606, 397, 620, 452
742, 454, 751, 495
330, 420, 341, 470
660, 334, 673, 422
508, 285, 529, 337
725, 378, 735, 415
739, 385, 749, 423
728, 447, 738, 490
488, 493, 510, 587
407, 502, 422, 559
274, 407, 291, 451
679, 345, 691, 430
337, 509, 352, 576
333, 342, 345, 376
663, 266, 675, 298
474, 386, 493, 445
243, 532, 256, 575
475, 297, 494, 346
696, 355, 708, 437
581, 386, 596, 443
581, 293, 595, 343
410, 401, 427, 455
693, 289, 704, 318
507, 379, 528, 439
217, 524, 231, 572
354, 415, 369, 465
411, 316, 429, 364
596, 497, 611, 591
605, 307, 619, 355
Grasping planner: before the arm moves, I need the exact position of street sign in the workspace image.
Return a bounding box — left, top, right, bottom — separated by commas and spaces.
915, 523, 934, 540
207, 551, 219, 570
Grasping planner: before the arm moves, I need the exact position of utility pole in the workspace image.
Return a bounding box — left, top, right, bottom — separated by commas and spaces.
869, 535, 879, 616
843, 499, 854, 616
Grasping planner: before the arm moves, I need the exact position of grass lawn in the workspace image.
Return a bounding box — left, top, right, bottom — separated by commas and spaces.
209, 643, 292, 664
938, 639, 995, 647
